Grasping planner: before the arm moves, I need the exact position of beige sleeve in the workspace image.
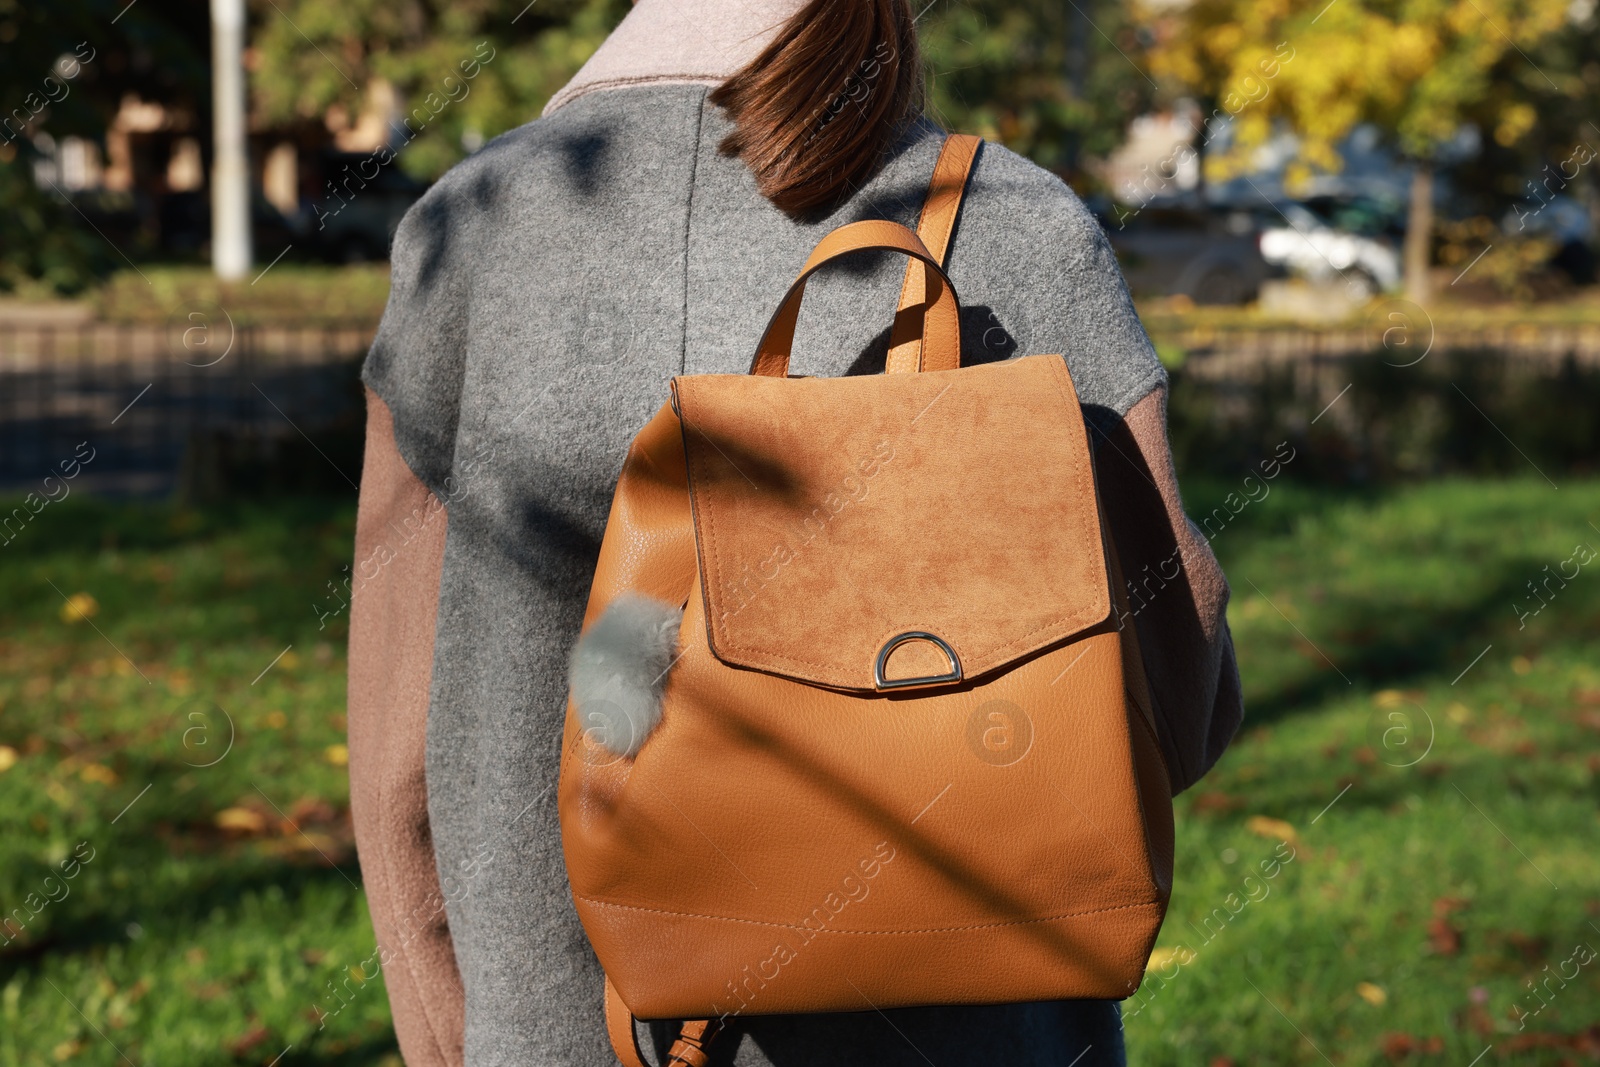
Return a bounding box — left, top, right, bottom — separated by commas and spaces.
347, 387, 466, 1067
1096, 385, 1243, 795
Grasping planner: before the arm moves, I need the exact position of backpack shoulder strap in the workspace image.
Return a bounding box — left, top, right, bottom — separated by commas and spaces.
606, 976, 721, 1067
886, 132, 983, 374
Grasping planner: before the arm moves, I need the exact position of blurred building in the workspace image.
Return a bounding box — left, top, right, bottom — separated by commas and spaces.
26, 74, 422, 264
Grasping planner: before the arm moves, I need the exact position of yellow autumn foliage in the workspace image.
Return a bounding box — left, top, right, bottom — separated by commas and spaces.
1146, 0, 1572, 179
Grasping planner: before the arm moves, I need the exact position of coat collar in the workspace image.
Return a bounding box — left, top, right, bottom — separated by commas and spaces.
541, 0, 808, 118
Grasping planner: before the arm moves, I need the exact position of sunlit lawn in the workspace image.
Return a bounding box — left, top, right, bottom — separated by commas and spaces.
1126, 477, 1600, 1065
1, 478, 1596, 1065
0, 500, 390, 1066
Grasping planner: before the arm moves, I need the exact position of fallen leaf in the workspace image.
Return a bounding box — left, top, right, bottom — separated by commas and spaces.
1461, 998, 1495, 1036
1146, 945, 1197, 970
79, 763, 118, 785
0, 745, 17, 772
1375, 689, 1405, 707
1245, 815, 1298, 843
1380, 1033, 1411, 1057
1191, 791, 1243, 815
59, 592, 99, 624
1427, 896, 1468, 955
1512, 655, 1532, 675
291, 830, 339, 853
1505, 931, 1549, 963
324, 743, 349, 766
288, 797, 337, 824
214, 807, 267, 833
226, 1025, 271, 1056
1382, 1032, 1444, 1058
1357, 981, 1387, 1006
265, 711, 287, 729
1501, 1025, 1600, 1053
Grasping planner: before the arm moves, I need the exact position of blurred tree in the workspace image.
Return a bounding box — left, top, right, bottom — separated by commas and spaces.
8, 0, 1159, 288
253, 0, 1156, 187
1448, 6, 1600, 278
918, 0, 1157, 182
0, 0, 207, 292
250, 0, 628, 182
1147, 0, 1583, 303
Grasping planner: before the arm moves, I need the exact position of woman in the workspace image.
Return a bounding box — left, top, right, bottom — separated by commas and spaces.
346, 0, 1242, 1064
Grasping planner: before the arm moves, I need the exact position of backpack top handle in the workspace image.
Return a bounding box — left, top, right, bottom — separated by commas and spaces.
748, 219, 961, 378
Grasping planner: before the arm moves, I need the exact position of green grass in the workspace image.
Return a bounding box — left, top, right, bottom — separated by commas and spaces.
0, 499, 390, 1066
92, 265, 392, 325
1, 480, 1597, 1065
1135, 286, 1600, 334
1125, 477, 1600, 1065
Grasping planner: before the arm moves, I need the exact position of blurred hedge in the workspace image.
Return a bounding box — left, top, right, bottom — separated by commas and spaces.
1167, 349, 1600, 483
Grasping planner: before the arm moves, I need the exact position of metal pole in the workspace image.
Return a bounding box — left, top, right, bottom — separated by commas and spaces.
1066, 0, 1088, 175
211, 0, 251, 279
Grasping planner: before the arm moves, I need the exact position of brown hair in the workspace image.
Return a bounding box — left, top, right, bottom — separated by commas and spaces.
709, 0, 923, 218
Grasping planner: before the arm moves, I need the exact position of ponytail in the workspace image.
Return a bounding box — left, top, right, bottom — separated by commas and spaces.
709, 0, 923, 218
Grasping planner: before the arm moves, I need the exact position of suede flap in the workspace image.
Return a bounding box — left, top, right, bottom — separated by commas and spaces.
671, 354, 1110, 691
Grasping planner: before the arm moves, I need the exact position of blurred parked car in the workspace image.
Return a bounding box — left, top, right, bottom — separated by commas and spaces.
308, 152, 429, 263
1089, 199, 1276, 305
1504, 193, 1597, 286
1256, 196, 1403, 298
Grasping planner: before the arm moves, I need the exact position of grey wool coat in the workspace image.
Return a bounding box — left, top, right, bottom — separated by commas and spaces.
346, 4, 1242, 1066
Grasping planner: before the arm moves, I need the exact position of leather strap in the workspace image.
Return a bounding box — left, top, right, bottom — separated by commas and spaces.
1102, 533, 1159, 738
605, 976, 723, 1067
666, 1019, 720, 1067
605, 978, 649, 1067
887, 133, 982, 374
749, 219, 960, 378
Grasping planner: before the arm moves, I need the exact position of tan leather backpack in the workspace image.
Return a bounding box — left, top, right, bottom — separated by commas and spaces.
558, 134, 1174, 1067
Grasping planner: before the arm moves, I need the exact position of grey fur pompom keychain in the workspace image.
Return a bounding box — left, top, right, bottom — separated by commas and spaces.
567, 592, 684, 757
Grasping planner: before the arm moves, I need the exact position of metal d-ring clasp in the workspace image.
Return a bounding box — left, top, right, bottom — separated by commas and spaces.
874, 631, 963, 690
